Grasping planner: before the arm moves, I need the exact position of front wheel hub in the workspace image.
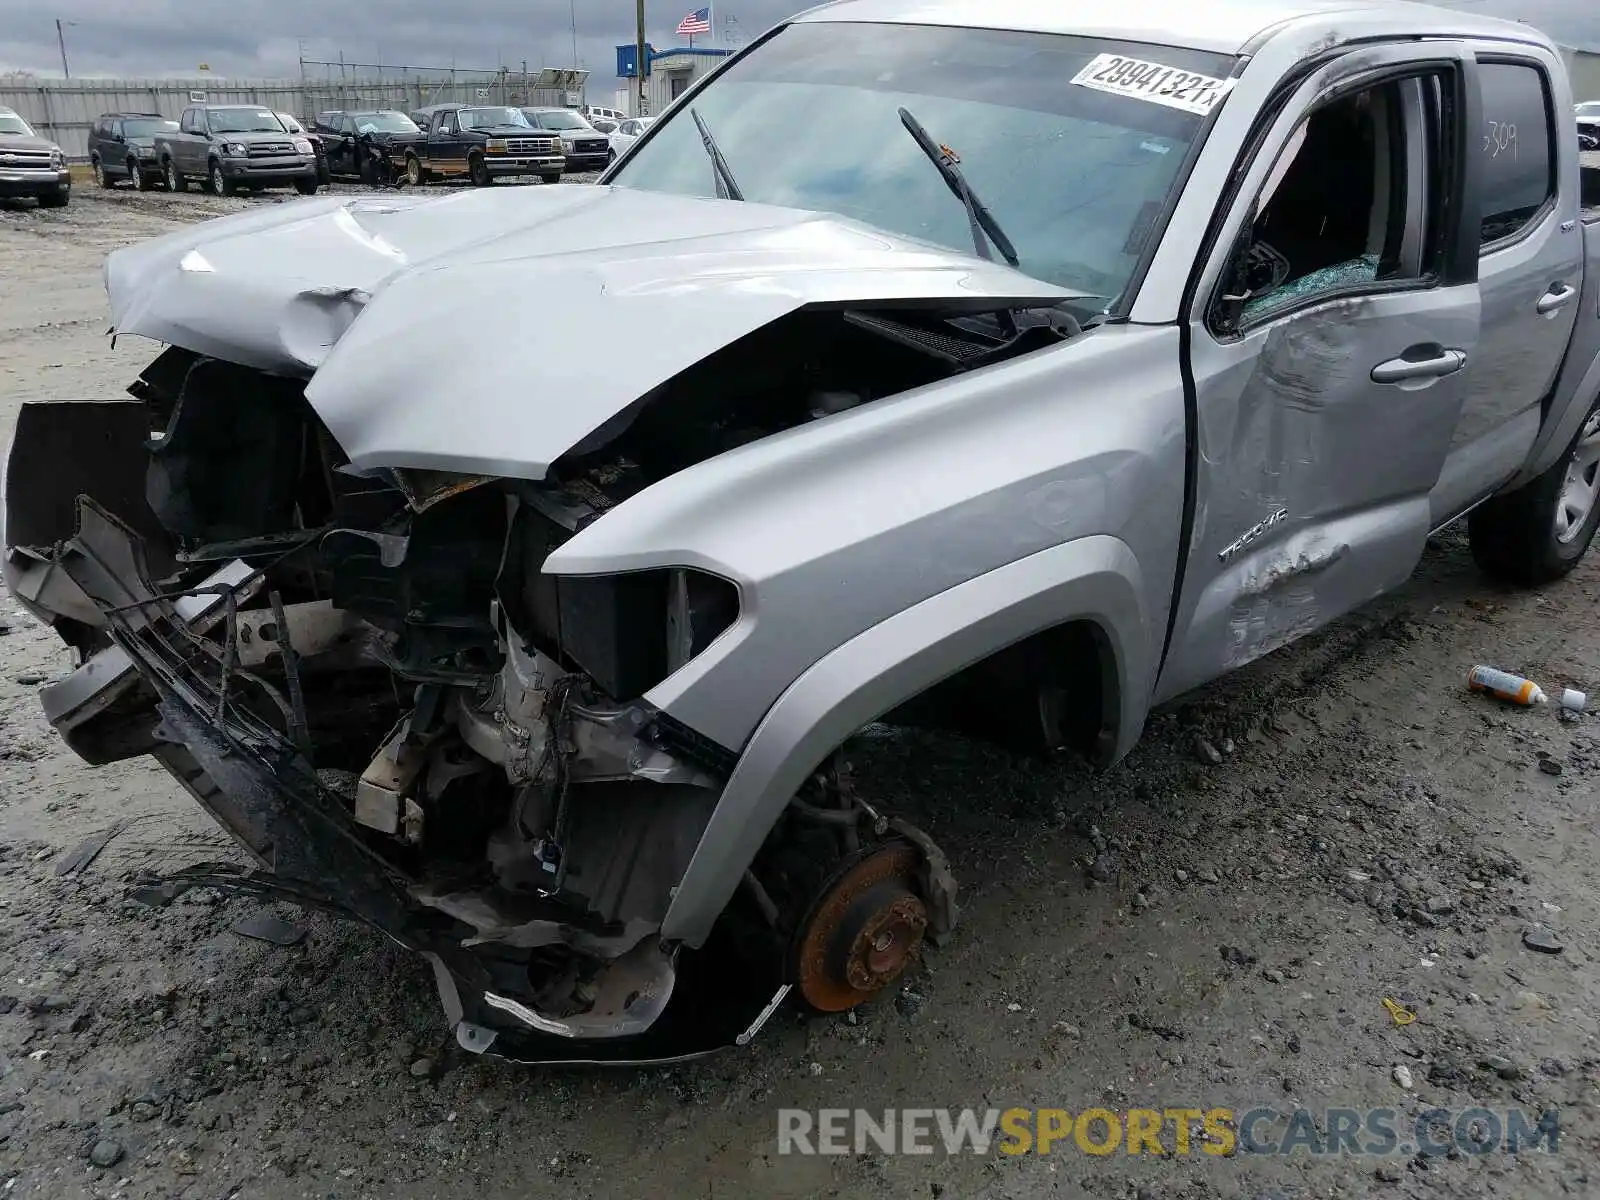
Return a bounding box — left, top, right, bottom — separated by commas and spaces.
791, 841, 929, 1012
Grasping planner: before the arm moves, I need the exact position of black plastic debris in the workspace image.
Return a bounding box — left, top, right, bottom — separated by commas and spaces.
54, 821, 132, 876
232, 912, 307, 946
1522, 927, 1565, 955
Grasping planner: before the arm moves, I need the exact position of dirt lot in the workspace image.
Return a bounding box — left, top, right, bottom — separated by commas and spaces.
1, 182, 1598, 1200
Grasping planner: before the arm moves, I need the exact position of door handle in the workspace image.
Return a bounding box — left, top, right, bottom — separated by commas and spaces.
1536, 284, 1577, 315
1370, 347, 1467, 385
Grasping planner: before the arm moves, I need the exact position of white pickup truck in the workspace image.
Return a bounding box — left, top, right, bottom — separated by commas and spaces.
5, 0, 1600, 1064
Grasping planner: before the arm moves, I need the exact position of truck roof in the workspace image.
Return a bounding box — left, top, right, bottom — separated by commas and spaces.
794, 0, 1550, 56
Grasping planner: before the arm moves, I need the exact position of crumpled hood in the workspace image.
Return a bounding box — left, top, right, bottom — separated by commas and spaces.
104, 184, 1073, 479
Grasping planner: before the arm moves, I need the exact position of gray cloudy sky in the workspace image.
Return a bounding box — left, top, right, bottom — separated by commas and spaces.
0, 0, 1595, 84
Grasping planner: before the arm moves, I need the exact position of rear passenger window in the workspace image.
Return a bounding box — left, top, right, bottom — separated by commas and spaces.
1476, 61, 1554, 247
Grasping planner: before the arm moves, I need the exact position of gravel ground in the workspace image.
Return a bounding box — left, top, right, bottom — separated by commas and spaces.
1, 183, 1599, 1200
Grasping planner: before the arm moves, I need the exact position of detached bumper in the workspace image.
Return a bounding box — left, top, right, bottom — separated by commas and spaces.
0, 167, 69, 198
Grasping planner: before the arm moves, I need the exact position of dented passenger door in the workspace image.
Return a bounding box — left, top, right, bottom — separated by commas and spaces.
1156, 45, 1481, 702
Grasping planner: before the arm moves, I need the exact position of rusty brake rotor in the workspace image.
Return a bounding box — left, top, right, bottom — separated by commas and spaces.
790, 839, 928, 1012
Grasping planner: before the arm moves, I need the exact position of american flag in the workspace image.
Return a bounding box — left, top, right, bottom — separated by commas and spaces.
676, 6, 711, 35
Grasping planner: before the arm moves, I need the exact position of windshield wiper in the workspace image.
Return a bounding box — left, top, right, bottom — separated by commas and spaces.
897, 106, 1019, 271
898, 107, 1026, 339
690, 107, 743, 201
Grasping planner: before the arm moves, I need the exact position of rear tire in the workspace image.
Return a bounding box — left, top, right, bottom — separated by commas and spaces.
163, 158, 187, 193
1469, 397, 1600, 585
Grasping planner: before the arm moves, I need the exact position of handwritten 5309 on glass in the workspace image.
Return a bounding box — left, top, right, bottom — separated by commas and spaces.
1071, 53, 1239, 117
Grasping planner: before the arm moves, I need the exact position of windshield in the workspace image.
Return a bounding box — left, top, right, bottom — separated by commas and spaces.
0, 113, 35, 136
459, 107, 530, 130
529, 110, 591, 130
208, 108, 285, 134
609, 22, 1234, 302
1578, 102, 1600, 118
354, 111, 421, 133
124, 118, 178, 137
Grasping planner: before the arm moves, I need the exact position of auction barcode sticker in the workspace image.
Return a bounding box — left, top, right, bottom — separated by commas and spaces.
1071, 53, 1238, 117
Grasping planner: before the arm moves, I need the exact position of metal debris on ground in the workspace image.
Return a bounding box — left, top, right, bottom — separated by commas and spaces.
54, 820, 133, 876
231, 912, 307, 946
1381, 996, 1416, 1026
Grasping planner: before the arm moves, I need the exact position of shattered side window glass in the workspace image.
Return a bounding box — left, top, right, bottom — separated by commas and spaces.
1241, 254, 1380, 323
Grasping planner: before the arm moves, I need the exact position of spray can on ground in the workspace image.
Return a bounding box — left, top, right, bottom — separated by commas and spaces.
1467, 665, 1548, 706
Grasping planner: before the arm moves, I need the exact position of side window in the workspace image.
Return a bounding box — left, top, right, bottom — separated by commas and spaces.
180, 108, 198, 133
1211, 74, 1444, 333
340, 116, 356, 135
1475, 61, 1554, 247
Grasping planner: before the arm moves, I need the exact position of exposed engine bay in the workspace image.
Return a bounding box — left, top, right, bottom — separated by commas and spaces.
1, 290, 1081, 1061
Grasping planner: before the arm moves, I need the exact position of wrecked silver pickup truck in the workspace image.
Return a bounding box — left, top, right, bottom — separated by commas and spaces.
6, 0, 1600, 1064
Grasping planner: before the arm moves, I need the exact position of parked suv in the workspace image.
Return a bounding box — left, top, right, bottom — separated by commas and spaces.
404, 104, 564, 186
155, 104, 320, 196
521, 107, 611, 172
88, 113, 178, 191
0, 106, 70, 208
1579, 101, 1600, 152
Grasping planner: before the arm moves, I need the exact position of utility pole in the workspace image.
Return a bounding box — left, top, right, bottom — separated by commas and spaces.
55, 18, 71, 79
635, 0, 647, 116
568, 0, 579, 68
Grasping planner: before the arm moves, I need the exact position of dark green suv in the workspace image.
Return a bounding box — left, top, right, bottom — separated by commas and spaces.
89, 113, 179, 191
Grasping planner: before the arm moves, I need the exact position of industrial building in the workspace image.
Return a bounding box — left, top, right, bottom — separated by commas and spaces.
615, 43, 730, 117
